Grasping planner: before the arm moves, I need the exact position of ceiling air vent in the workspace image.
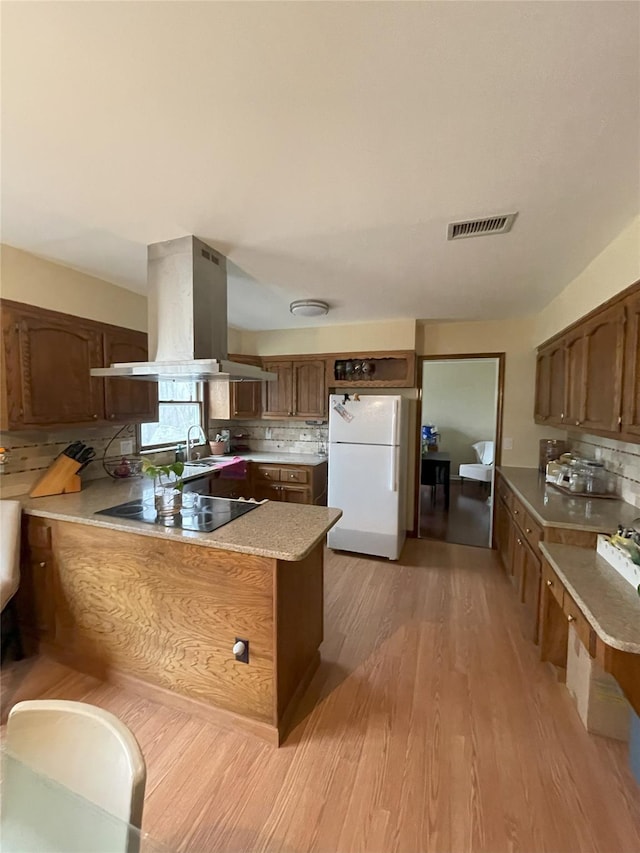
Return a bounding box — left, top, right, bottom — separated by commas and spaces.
447, 212, 518, 240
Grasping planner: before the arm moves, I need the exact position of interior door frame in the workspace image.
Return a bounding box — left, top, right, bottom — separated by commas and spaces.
411, 352, 505, 547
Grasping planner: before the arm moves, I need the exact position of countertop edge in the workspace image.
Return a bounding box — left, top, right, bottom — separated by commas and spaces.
539, 542, 640, 654
21, 504, 343, 563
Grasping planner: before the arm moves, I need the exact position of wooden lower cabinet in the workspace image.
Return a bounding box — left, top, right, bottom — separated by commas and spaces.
495, 473, 597, 645
18, 517, 324, 745
252, 462, 327, 505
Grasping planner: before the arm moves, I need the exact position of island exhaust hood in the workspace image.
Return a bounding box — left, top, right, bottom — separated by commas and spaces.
91, 235, 275, 383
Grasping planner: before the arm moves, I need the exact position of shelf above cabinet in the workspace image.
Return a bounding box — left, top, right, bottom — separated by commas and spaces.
328, 351, 416, 388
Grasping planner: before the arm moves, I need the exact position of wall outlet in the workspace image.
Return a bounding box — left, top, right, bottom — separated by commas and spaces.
120, 439, 134, 455
503, 437, 513, 451
265, 427, 272, 440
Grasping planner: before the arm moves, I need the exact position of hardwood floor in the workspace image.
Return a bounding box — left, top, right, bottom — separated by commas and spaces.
3, 539, 640, 852
419, 481, 491, 548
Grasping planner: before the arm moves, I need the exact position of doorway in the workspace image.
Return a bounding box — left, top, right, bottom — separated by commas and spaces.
416, 355, 504, 548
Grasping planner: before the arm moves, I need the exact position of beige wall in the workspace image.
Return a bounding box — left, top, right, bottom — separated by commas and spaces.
422, 359, 498, 473
535, 214, 640, 344
0, 244, 148, 331
417, 317, 564, 468
237, 319, 417, 356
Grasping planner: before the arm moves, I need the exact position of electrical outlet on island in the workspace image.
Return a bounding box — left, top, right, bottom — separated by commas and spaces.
120, 439, 134, 456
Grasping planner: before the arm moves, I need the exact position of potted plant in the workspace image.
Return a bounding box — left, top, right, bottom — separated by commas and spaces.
141, 458, 185, 518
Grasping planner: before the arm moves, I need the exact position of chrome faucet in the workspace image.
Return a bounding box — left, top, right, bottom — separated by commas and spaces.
186, 424, 208, 461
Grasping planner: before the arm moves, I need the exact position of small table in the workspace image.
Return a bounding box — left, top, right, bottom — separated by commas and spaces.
421, 452, 451, 510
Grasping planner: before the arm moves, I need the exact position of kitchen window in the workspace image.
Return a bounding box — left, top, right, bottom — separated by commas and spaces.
139, 381, 205, 450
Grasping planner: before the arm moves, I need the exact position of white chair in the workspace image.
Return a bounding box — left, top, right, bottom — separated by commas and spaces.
459, 441, 494, 492
6, 700, 147, 828
1, 499, 23, 661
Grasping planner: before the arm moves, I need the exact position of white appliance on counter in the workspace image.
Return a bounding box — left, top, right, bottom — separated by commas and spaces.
327, 394, 408, 560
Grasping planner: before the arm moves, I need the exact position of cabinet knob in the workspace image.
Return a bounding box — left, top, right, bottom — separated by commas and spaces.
232, 641, 246, 657
546, 579, 553, 587
92, 414, 98, 419
109, 414, 115, 419
567, 615, 575, 623
561, 413, 565, 420
39, 561, 46, 568
514, 509, 519, 515
526, 527, 532, 534
517, 538, 522, 546
575, 420, 580, 426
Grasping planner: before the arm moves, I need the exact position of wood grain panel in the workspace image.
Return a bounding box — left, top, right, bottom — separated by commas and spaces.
49, 521, 276, 723
275, 543, 323, 719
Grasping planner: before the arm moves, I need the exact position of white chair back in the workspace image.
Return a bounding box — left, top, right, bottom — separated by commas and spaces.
472, 441, 494, 466
6, 700, 146, 828
0, 500, 22, 611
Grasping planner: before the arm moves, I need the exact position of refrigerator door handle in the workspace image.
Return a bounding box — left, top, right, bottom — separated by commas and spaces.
392, 399, 399, 446
390, 447, 398, 492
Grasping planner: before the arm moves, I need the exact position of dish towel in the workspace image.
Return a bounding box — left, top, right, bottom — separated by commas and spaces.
0, 500, 21, 611
219, 459, 249, 480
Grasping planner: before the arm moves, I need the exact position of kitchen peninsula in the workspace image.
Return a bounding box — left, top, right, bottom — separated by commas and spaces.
15, 477, 341, 745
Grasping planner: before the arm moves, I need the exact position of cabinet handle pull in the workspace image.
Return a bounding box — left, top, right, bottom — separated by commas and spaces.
567, 615, 575, 623
546, 579, 553, 587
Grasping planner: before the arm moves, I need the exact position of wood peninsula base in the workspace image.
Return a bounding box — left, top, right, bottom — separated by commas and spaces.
18, 517, 325, 745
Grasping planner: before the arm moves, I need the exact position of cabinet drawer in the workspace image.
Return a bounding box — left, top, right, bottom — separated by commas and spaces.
281, 467, 309, 484
563, 592, 596, 655
27, 518, 52, 550
522, 512, 542, 552
510, 494, 526, 525
542, 561, 564, 607
255, 465, 281, 482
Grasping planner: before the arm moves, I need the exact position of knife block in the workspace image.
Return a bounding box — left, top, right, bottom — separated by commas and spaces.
29, 455, 83, 498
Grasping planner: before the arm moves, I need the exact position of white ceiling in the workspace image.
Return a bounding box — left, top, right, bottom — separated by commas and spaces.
2, 1, 639, 331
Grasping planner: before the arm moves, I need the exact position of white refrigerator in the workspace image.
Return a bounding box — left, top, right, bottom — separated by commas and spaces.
327, 394, 407, 560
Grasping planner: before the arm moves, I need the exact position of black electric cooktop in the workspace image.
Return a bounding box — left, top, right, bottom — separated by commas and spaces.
95, 495, 259, 533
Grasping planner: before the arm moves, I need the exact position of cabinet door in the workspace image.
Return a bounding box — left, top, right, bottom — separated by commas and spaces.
622, 290, 640, 437
495, 494, 511, 571
262, 361, 293, 418
6, 311, 104, 426
548, 344, 566, 425
564, 330, 587, 428
229, 355, 262, 419
103, 328, 158, 423
581, 304, 625, 433
293, 360, 327, 418
534, 351, 551, 422
511, 531, 526, 596
521, 541, 542, 644
279, 484, 312, 504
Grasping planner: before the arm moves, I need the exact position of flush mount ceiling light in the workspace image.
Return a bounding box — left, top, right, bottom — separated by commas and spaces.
289, 299, 329, 317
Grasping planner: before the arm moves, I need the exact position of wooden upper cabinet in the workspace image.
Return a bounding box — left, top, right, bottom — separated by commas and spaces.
622, 289, 640, 437
262, 361, 295, 418
103, 328, 158, 423
534, 280, 639, 442
581, 304, 625, 433
3, 307, 105, 428
209, 355, 262, 420
292, 360, 326, 419
1, 299, 157, 430
262, 358, 327, 419
564, 329, 587, 428
534, 342, 566, 425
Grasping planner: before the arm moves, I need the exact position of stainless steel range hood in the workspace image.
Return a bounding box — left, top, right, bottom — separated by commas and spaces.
91, 235, 275, 383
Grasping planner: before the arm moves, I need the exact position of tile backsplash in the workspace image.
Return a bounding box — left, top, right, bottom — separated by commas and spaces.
568, 432, 640, 508
209, 419, 328, 456
0, 424, 136, 497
